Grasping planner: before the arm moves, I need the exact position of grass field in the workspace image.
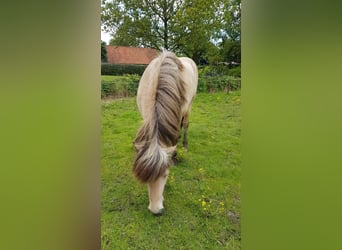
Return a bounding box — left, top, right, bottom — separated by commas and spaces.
101, 91, 241, 249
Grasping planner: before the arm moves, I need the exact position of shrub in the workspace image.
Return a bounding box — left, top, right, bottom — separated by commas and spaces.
101, 63, 147, 76
101, 74, 140, 98
198, 65, 241, 77
101, 81, 112, 98
198, 66, 241, 93
198, 65, 230, 76
198, 75, 241, 93
101, 72, 241, 99
228, 66, 241, 77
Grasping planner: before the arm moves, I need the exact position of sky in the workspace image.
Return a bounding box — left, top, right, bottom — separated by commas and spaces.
101, 30, 111, 44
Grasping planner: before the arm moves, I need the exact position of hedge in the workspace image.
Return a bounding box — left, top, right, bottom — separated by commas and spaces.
198, 65, 241, 78
101, 74, 241, 98
101, 62, 241, 77
101, 63, 240, 77
197, 65, 241, 93
101, 74, 140, 98
101, 63, 147, 76
101, 62, 241, 98
197, 75, 241, 93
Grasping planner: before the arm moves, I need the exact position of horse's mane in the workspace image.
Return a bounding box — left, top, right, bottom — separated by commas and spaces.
133, 51, 185, 182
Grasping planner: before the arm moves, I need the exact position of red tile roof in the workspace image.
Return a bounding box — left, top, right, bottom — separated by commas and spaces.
106, 46, 160, 65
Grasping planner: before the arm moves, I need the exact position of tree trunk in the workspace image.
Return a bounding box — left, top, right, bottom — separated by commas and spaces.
164, 20, 168, 49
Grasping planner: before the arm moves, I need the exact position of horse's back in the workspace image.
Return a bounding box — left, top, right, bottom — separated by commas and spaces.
136, 57, 160, 120
137, 53, 198, 119
179, 57, 198, 112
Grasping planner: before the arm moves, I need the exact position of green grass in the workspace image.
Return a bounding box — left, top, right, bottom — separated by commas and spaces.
102, 91, 241, 249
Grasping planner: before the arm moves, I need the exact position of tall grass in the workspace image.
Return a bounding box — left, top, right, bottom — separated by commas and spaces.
101, 91, 241, 249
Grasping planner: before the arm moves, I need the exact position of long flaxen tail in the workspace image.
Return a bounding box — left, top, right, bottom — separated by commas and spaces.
133, 51, 185, 183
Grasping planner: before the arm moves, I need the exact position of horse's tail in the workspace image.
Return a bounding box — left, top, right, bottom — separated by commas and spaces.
133, 51, 185, 182
133, 121, 176, 182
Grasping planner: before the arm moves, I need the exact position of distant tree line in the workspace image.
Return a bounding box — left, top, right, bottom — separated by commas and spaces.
101, 0, 240, 65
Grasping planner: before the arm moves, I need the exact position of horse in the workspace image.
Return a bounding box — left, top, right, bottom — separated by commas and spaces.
133, 50, 198, 215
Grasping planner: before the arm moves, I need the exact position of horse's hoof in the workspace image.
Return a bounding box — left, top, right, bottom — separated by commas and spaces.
150, 208, 164, 216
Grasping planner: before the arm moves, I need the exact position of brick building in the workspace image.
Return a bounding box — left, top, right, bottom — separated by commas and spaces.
106, 46, 159, 65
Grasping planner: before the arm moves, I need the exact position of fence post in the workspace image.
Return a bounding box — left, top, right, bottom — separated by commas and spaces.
225, 80, 231, 94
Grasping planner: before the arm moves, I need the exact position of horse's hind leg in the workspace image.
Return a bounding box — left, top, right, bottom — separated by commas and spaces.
182, 114, 189, 149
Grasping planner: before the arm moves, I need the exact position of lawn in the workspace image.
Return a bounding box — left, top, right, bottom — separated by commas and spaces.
101, 91, 241, 249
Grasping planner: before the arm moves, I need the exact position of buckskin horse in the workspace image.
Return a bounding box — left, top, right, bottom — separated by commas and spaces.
133, 50, 198, 215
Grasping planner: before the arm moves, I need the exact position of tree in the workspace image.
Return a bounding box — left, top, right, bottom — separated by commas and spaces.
102, 0, 188, 50
101, 41, 108, 62
221, 40, 241, 63
219, 0, 241, 42
173, 0, 222, 62
101, 0, 240, 64
217, 0, 241, 64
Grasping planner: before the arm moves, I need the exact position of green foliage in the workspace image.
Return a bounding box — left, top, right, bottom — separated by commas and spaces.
101, 63, 242, 99
197, 65, 241, 92
101, 73, 241, 98
198, 75, 241, 93
101, 41, 108, 62
199, 65, 230, 76
101, 74, 140, 98
101, 0, 240, 64
221, 40, 241, 64
101, 92, 241, 249
103, 0, 182, 49
173, 0, 223, 63
101, 63, 147, 76
228, 66, 241, 78
220, 0, 241, 41
198, 65, 241, 77
205, 43, 222, 64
